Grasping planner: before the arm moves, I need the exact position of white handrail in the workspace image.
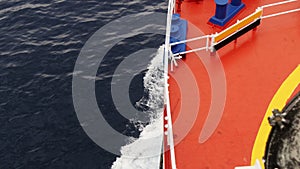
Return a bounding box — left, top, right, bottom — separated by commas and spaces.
173, 46, 207, 57
261, 0, 297, 9
170, 35, 210, 46
262, 8, 300, 19
164, 0, 177, 168
170, 34, 212, 57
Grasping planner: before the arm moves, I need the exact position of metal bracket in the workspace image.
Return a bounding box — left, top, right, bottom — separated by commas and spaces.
268, 109, 289, 129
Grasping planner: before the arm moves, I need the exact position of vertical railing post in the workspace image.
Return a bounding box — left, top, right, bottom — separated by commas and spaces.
210, 34, 215, 53
206, 35, 209, 51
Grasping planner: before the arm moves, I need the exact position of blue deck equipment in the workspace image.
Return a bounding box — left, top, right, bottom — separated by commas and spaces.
170, 14, 187, 55
209, 0, 245, 27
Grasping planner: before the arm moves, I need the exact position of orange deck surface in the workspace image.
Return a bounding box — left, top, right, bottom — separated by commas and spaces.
166, 0, 300, 168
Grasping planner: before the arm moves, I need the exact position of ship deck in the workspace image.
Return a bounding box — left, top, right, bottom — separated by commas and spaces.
166, 0, 300, 168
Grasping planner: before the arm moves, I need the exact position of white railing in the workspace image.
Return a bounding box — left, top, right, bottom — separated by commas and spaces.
170, 35, 210, 46
262, 8, 300, 19
169, 35, 212, 71
170, 35, 211, 55
163, 0, 177, 168
261, 0, 300, 19
261, 0, 297, 9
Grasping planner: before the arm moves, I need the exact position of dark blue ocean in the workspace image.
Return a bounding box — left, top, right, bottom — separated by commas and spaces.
0, 1, 166, 169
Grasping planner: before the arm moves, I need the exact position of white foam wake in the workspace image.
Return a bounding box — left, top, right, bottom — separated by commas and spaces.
111, 46, 165, 169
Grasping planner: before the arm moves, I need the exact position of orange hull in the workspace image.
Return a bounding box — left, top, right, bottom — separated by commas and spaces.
165, 0, 300, 168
